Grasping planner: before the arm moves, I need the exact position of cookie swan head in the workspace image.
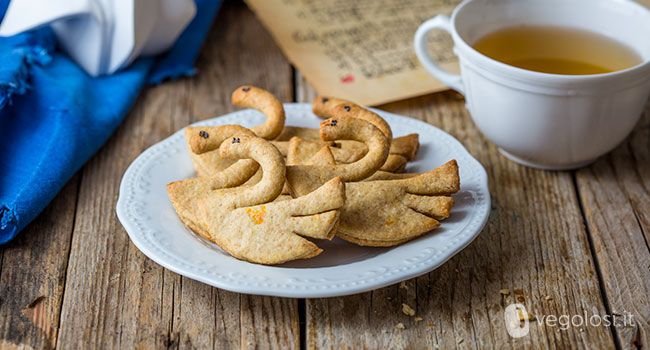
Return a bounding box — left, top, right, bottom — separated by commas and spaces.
330, 103, 393, 141
186, 124, 255, 155
184, 125, 259, 178
311, 96, 349, 118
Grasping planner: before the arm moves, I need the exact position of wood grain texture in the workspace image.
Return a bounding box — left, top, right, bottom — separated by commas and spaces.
55, 1, 298, 349
575, 103, 650, 350
298, 74, 617, 349
0, 175, 80, 350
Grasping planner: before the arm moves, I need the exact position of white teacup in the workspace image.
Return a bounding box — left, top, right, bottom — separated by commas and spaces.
414, 0, 650, 170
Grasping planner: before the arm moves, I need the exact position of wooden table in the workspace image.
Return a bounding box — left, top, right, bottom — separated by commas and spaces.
1, 1, 648, 349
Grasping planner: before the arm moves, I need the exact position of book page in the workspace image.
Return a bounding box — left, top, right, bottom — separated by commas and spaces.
244, 0, 461, 106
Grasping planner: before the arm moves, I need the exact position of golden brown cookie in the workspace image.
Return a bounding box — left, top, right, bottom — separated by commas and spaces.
364, 171, 418, 181
313, 96, 421, 171
283, 126, 459, 246
313, 96, 393, 140
335, 160, 460, 246
288, 141, 417, 180
186, 136, 346, 265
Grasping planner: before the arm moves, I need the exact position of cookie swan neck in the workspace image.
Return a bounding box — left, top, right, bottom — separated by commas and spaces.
232, 86, 286, 140
219, 136, 286, 208
319, 116, 390, 182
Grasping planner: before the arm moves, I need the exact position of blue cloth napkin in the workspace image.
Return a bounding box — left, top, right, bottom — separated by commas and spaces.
0, 0, 223, 243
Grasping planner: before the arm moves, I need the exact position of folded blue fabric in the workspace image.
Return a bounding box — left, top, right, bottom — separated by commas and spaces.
0, 0, 223, 243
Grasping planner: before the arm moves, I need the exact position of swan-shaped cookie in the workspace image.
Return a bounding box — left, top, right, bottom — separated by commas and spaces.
337, 160, 458, 246
312, 96, 420, 172
171, 135, 346, 265
286, 119, 460, 246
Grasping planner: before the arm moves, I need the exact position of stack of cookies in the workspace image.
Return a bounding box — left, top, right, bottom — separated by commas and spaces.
167, 86, 460, 265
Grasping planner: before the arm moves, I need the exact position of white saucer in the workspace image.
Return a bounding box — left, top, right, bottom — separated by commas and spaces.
116, 103, 490, 298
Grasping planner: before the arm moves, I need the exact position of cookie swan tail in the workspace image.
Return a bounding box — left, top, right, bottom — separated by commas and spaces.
232, 86, 286, 140
402, 194, 455, 220
219, 135, 286, 208
319, 115, 390, 182
398, 160, 460, 195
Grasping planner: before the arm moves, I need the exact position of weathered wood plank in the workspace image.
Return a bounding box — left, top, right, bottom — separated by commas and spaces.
298, 75, 616, 349
0, 174, 80, 350
56, 1, 298, 349
575, 102, 650, 350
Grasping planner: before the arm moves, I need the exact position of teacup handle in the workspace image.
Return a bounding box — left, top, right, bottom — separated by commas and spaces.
414, 15, 464, 95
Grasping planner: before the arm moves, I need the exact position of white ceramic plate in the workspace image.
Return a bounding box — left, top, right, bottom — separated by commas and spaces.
116, 103, 490, 298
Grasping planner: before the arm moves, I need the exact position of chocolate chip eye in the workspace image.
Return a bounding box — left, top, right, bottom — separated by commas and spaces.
199, 130, 209, 138
330, 119, 337, 126
322, 97, 329, 103
232, 137, 240, 143
343, 105, 350, 112
242, 87, 250, 92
